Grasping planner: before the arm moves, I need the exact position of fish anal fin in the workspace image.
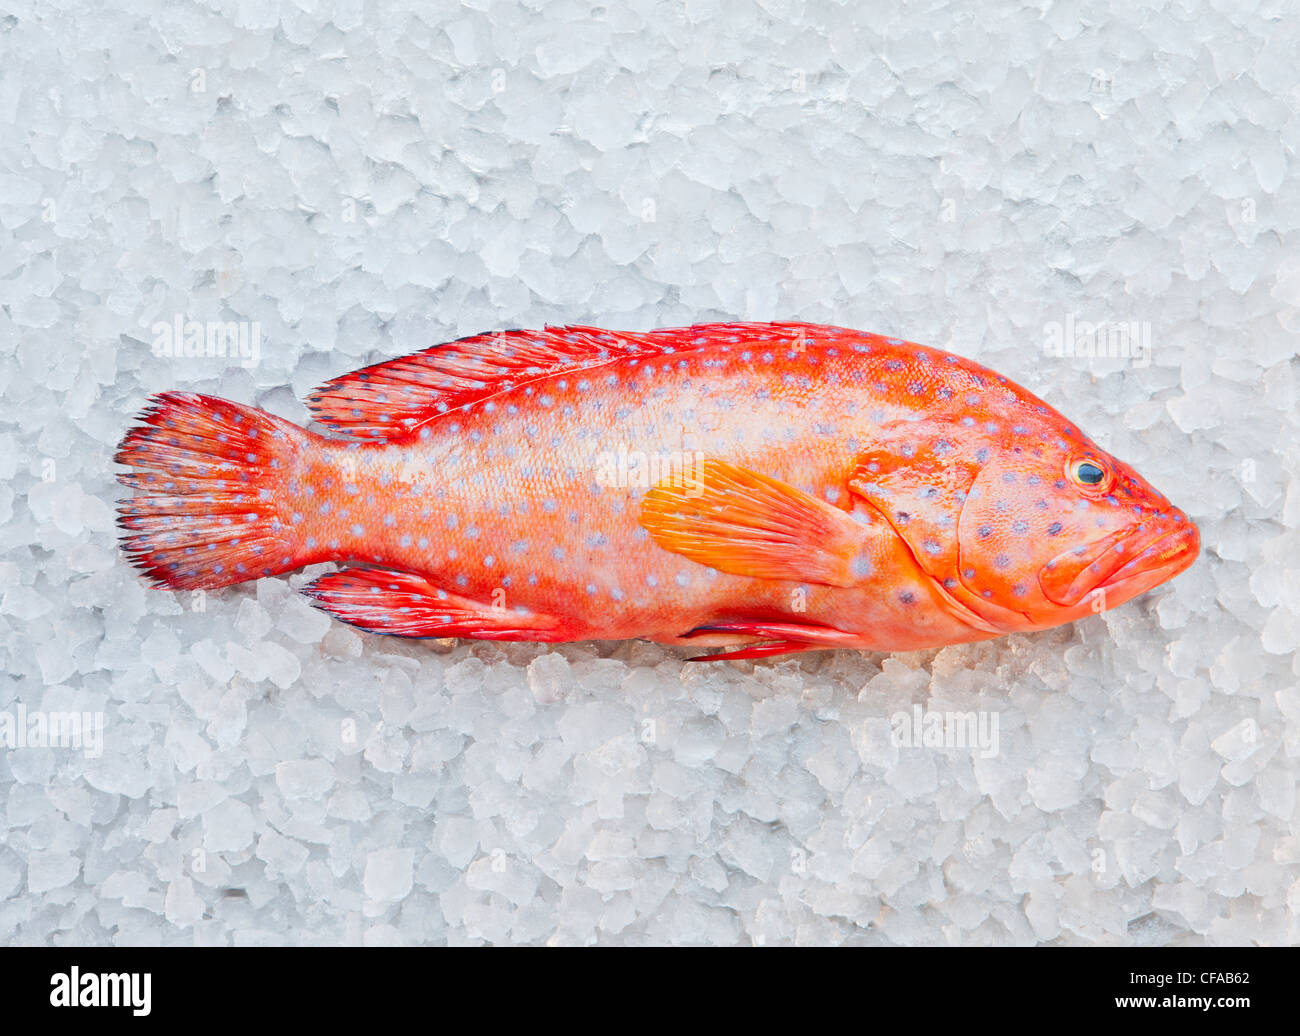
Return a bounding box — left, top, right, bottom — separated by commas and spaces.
639, 459, 874, 587
687, 641, 813, 662
303, 568, 567, 641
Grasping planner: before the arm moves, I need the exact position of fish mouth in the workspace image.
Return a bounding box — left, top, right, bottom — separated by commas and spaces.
1039, 516, 1200, 608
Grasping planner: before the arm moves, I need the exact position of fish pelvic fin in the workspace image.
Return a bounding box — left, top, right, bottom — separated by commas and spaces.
115, 392, 313, 590
687, 641, 815, 662
681, 620, 862, 661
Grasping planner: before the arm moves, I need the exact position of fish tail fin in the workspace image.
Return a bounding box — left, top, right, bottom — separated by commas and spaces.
114, 391, 315, 590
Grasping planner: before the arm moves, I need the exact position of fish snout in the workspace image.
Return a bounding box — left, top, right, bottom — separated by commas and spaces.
1039, 507, 1200, 607
1098, 509, 1200, 593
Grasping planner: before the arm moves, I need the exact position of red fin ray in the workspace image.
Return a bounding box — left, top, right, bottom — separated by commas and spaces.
304, 322, 835, 440
302, 568, 568, 641
687, 641, 814, 661
306, 326, 657, 439
639, 458, 874, 586
682, 620, 863, 661
115, 392, 309, 590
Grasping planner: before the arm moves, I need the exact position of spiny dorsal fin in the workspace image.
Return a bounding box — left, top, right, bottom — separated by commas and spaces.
305, 322, 830, 440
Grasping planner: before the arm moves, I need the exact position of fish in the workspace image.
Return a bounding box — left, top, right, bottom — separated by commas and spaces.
115, 321, 1200, 661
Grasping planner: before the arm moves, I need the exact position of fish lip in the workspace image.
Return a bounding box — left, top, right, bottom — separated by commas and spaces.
1039, 516, 1199, 606
1095, 521, 1199, 593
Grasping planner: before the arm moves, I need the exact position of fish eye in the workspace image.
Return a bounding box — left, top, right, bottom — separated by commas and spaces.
1070, 459, 1107, 487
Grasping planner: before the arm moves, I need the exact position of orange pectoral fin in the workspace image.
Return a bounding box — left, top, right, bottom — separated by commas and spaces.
638, 459, 876, 586
303, 568, 567, 641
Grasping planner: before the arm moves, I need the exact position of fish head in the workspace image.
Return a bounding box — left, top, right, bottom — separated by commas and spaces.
851, 411, 1199, 634
954, 429, 1200, 630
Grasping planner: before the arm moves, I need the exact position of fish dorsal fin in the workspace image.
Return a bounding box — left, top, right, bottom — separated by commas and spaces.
305, 322, 827, 439
306, 326, 655, 438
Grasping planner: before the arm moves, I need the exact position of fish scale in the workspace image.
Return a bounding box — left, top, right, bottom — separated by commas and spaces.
115, 322, 1199, 660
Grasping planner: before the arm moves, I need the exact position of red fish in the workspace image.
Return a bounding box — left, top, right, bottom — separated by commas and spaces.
115, 322, 1199, 660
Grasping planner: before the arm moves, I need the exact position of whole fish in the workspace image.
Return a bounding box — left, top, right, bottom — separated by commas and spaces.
116, 322, 1199, 660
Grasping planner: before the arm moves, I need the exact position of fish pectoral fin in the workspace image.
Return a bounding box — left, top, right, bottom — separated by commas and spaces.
302, 568, 567, 641
638, 459, 871, 586
681, 621, 862, 661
